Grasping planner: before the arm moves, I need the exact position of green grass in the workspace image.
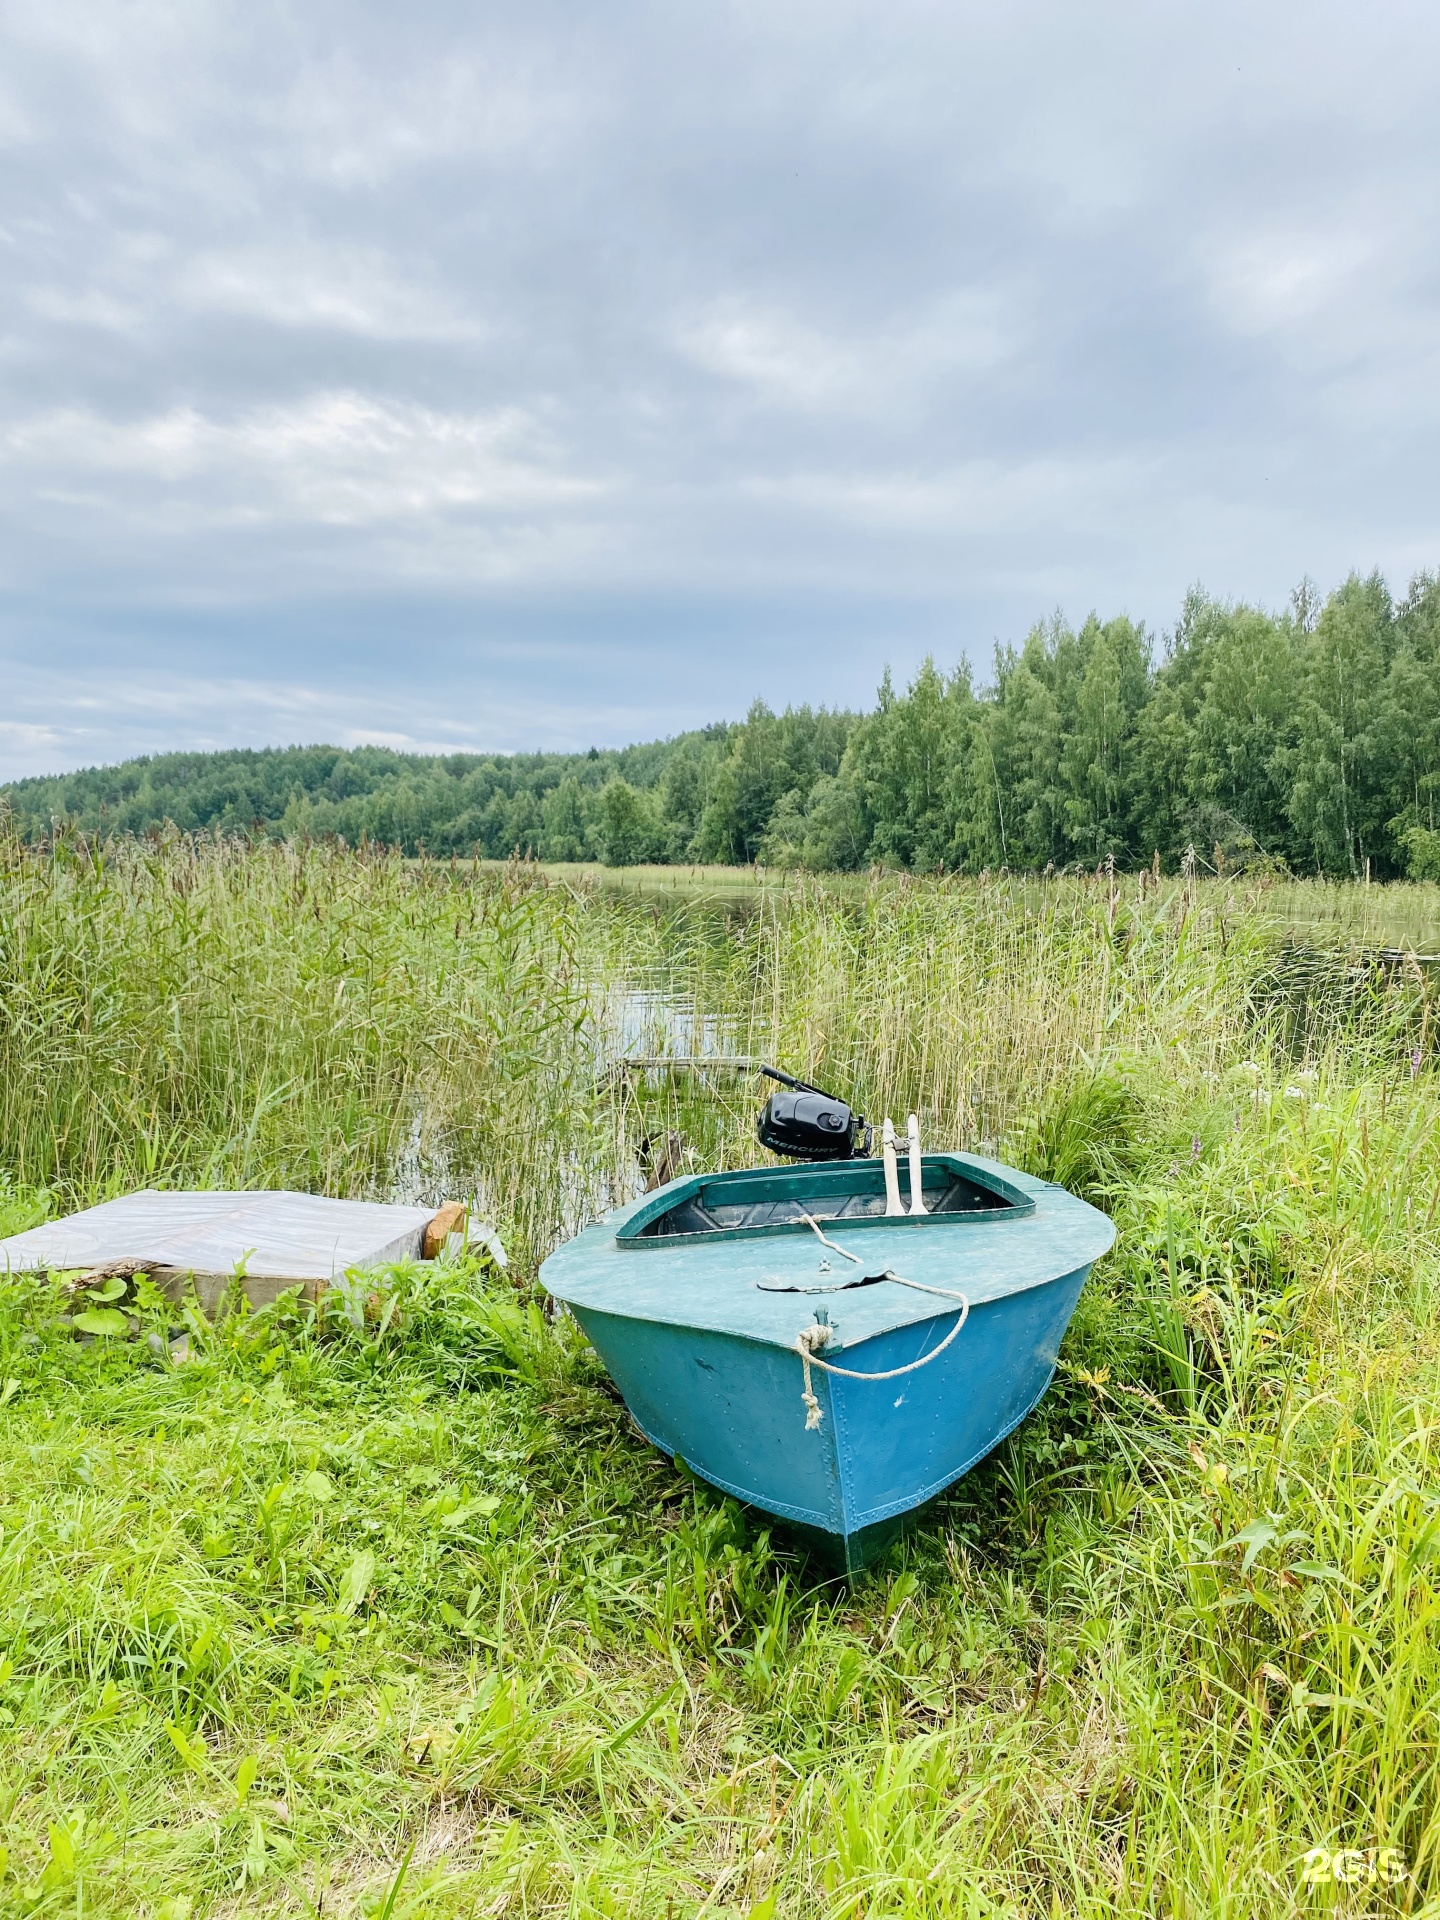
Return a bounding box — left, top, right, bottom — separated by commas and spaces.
2, 831, 1440, 1914
480, 859, 1440, 954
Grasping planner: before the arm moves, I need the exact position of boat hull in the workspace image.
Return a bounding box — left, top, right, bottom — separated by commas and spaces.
571, 1263, 1089, 1571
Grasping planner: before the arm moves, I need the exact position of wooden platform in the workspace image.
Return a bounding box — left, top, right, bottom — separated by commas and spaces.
0, 1189, 457, 1313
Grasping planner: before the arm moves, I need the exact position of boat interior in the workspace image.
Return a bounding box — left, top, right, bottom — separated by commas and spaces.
622, 1155, 1032, 1245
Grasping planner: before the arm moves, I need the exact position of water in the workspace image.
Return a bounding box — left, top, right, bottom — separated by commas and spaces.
600, 981, 747, 1068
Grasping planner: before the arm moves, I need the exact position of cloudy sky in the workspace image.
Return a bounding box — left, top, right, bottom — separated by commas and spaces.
2, 1, 1438, 778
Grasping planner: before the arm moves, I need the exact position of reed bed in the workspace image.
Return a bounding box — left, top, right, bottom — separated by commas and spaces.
0, 830, 618, 1265
1, 833, 1439, 1915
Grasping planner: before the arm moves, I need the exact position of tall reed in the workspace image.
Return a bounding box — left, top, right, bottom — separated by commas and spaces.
0, 829, 610, 1263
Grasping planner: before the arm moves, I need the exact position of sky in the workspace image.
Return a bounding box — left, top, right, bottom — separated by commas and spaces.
2, 1, 1439, 780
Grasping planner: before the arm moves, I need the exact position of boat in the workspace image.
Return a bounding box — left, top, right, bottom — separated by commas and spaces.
540, 1137, 1116, 1571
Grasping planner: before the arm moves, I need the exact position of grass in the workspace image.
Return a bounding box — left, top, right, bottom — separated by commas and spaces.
482, 859, 1440, 955
2, 829, 1440, 1914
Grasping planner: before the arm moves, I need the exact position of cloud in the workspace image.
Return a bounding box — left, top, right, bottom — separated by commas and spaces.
275, 45, 594, 188
2, 393, 606, 532
1, 0, 1439, 779
1206, 226, 1379, 338
674, 290, 1017, 418
175, 247, 486, 342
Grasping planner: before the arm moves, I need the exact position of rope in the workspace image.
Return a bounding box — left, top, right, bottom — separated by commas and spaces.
798, 1332, 825, 1429
797, 1211, 862, 1263
797, 1208, 972, 1313
789, 1213, 972, 1427
797, 1295, 969, 1382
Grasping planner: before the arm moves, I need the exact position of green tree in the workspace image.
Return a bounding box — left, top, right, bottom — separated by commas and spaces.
757, 789, 809, 867
1138, 591, 1299, 864
656, 743, 715, 860
965, 628, 1066, 868
1385, 572, 1440, 871
1288, 573, 1396, 875
693, 703, 852, 862
843, 659, 975, 870
798, 774, 870, 870
1056, 615, 1151, 861
540, 777, 593, 861
596, 778, 663, 866
501, 788, 543, 858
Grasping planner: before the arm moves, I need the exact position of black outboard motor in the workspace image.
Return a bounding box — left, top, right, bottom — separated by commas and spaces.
756, 1066, 871, 1161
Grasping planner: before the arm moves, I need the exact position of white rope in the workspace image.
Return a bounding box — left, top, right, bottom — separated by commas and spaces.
797, 1293, 969, 1381
796, 1211, 862, 1262
799, 1342, 825, 1429
796, 1209, 972, 1312
791, 1225, 971, 1428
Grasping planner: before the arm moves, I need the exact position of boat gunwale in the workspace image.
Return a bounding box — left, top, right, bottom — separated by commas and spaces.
615, 1152, 1036, 1250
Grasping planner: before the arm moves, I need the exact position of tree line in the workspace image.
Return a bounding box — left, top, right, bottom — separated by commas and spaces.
5, 570, 1439, 879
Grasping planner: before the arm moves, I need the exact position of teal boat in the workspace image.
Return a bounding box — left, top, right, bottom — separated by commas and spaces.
540, 1150, 1116, 1570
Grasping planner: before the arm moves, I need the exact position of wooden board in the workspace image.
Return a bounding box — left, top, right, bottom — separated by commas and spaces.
0, 1189, 442, 1314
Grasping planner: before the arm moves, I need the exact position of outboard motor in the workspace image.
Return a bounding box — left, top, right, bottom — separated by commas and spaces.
756, 1066, 871, 1161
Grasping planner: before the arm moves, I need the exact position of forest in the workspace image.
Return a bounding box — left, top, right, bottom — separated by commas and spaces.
6, 570, 1440, 879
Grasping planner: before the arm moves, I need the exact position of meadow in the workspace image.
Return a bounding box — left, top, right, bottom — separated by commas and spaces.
1, 827, 1439, 1916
